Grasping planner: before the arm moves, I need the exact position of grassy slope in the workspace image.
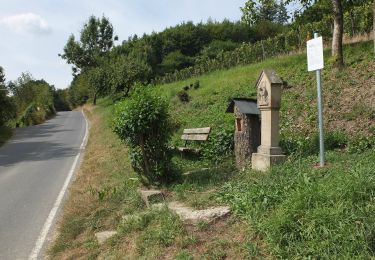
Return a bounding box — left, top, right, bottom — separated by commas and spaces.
50, 41, 375, 259
154, 41, 374, 141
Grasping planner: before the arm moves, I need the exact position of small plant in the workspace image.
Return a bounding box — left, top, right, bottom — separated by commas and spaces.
120, 211, 155, 233
348, 134, 375, 154
135, 209, 184, 254
183, 85, 189, 91
193, 80, 200, 89
196, 220, 210, 231
202, 128, 234, 163
280, 130, 348, 157
177, 90, 190, 103
113, 89, 175, 185
175, 250, 194, 260
325, 130, 348, 150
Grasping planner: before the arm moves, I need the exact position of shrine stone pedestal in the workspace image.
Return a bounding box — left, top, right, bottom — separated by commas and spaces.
252, 69, 286, 171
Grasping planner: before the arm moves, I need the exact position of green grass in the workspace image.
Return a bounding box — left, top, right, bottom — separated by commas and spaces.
150, 40, 375, 257
51, 40, 375, 258
153, 41, 374, 156
218, 149, 375, 258
151, 40, 375, 205
0, 126, 12, 146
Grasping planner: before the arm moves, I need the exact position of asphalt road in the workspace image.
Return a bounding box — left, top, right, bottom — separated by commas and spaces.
0, 111, 87, 260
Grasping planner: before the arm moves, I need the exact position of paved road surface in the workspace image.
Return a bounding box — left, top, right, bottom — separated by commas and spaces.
0, 111, 87, 260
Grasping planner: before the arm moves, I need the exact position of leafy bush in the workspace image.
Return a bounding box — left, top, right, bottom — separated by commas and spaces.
280, 133, 319, 157
325, 130, 348, 150
193, 80, 200, 89
281, 130, 349, 157
0, 94, 16, 126
348, 134, 375, 154
113, 89, 175, 185
177, 90, 190, 103
202, 128, 234, 163
16, 103, 54, 127
160, 51, 194, 74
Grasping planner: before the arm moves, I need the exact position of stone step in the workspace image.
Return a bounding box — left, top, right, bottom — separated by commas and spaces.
138, 189, 165, 208
95, 230, 117, 245
167, 201, 230, 224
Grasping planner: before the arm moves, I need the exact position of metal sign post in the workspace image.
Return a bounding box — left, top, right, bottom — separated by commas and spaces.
307, 32, 325, 167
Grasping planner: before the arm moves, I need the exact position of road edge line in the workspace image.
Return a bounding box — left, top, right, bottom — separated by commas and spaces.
28, 110, 89, 260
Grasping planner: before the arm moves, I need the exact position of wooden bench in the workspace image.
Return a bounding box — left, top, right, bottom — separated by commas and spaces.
178, 127, 211, 153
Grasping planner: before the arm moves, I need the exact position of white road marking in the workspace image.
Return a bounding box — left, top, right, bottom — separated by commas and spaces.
28, 111, 89, 260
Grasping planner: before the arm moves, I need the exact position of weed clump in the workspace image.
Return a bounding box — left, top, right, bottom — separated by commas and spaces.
177, 90, 190, 103
193, 80, 200, 89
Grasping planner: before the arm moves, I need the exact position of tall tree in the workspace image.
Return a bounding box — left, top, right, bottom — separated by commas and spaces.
286, 0, 345, 67
109, 56, 151, 98
241, 0, 289, 25
0, 67, 16, 125
59, 15, 117, 74
0, 67, 5, 85
87, 64, 109, 105
277, 0, 290, 25
0, 67, 9, 125
241, 0, 279, 25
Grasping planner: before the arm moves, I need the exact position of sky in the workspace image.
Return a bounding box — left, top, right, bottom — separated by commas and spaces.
0, 0, 248, 89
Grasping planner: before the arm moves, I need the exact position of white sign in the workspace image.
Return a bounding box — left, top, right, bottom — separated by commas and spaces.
307, 37, 324, 71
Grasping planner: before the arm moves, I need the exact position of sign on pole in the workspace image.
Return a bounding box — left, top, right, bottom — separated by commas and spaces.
307, 36, 324, 71
307, 33, 325, 167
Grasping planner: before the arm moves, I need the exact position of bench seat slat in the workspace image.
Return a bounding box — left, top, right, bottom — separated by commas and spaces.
178, 147, 201, 153
181, 134, 209, 141
183, 127, 211, 134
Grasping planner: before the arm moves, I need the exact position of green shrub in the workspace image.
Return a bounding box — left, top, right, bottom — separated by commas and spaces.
325, 130, 348, 150
177, 90, 190, 103
193, 80, 200, 89
280, 133, 319, 157
16, 102, 56, 127
348, 134, 375, 154
0, 93, 16, 126
202, 127, 234, 163
113, 89, 175, 185
175, 250, 194, 260
281, 130, 349, 157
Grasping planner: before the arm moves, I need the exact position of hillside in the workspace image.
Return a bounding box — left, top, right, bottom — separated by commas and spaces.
50, 41, 375, 259
155, 40, 374, 141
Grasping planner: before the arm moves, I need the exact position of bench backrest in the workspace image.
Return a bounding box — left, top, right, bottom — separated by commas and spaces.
181, 127, 211, 141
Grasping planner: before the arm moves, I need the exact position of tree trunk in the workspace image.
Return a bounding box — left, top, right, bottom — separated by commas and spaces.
331, 0, 344, 68
140, 136, 152, 182
93, 92, 97, 105
349, 10, 355, 36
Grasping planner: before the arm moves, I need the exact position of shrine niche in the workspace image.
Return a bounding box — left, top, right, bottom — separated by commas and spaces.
226, 98, 260, 170
258, 80, 269, 107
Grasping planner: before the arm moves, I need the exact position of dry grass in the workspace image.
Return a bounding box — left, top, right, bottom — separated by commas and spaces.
49, 103, 140, 259
343, 33, 373, 44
